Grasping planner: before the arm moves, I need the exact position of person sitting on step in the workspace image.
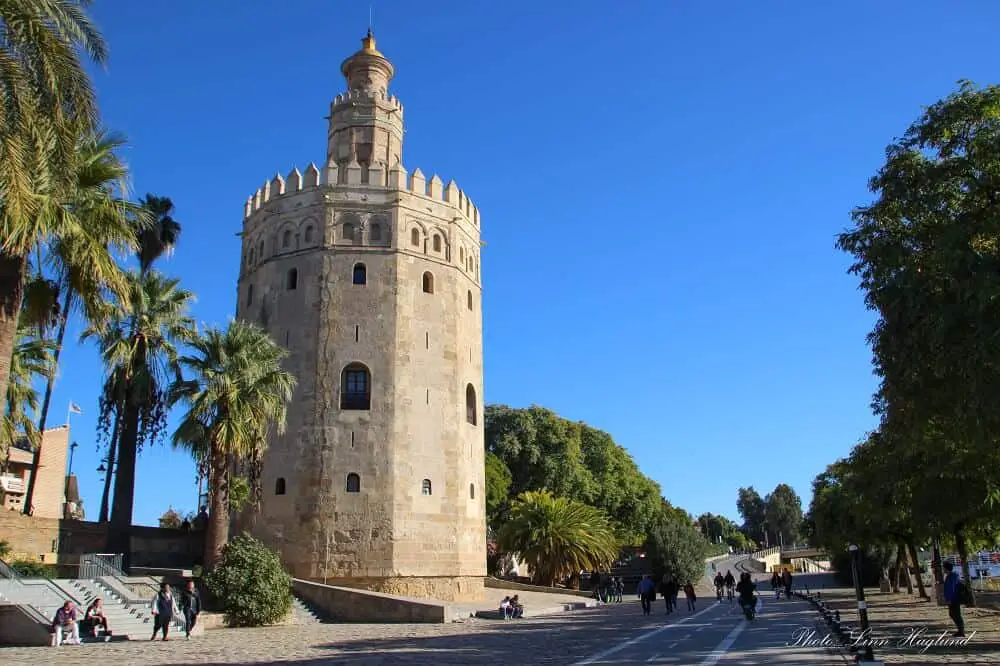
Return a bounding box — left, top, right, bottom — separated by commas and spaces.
508, 595, 524, 618
84, 598, 111, 639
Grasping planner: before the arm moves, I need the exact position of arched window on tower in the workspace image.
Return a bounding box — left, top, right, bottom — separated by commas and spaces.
287, 268, 298, 290
422, 271, 434, 294
341, 363, 371, 410
346, 473, 360, 493
411, 227, 420, 247
275, 478, 286, 495
370, 223, 382, 242
421, 479, 432, 496
433, 234, 441, 253
282, 230, 291, 248
466, 384, 477, 425
342, 222, 355, 241
304, 225, 314, 243
353, 263, 367, 285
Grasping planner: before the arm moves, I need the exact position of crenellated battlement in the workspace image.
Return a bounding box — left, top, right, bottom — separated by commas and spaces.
243, 162, 479, 228
330, 88, 403, 112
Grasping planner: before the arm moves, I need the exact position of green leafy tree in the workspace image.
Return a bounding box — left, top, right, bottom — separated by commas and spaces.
485, 404, 663, 543
497, 490, 618, 586
764, 483, 804, 545
170, 320, 295, 570
736, 487, 767, 543
205, 532, 292, 627
836, 81, 1000, 590
645, 517, 710, 584
484, 451, 512, 530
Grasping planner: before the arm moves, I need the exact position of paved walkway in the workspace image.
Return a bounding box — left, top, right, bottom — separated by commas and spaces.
814, 587, 1000, 664
0, 589, 845, 664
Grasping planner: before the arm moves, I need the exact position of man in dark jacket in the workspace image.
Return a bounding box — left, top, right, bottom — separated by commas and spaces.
180, 579, 202, 639
942, 562, 965, 637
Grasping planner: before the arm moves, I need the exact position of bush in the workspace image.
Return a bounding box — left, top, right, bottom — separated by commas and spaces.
10, 559, 57, 578
645, 519, 710, 584
205, 532, 292, 627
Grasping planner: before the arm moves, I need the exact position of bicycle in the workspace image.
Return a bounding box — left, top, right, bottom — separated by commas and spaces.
726, 586, 735, 603
715, 586, 724, 603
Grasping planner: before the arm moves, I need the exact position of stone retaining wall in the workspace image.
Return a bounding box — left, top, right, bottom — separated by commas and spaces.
292, 578, 452, 623
485, 577, 591, 598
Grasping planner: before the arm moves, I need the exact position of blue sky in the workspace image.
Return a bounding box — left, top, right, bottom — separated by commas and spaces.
49, 1, 999, 527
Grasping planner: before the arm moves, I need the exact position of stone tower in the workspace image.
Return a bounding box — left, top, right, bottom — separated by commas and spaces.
234, 31, 486, 601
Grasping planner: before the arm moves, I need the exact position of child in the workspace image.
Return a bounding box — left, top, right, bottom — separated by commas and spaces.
683, 581, 697, 611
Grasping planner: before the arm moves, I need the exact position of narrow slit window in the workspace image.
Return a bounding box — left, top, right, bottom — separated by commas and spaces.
469, 483, 475, 500
355, 325, 359, 342
466, 384, 477, 425
467, 290, 473, 310
287, 268, 298, 290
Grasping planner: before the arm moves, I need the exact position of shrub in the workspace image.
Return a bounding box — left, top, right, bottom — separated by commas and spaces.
831, 549, 881, 587
205, 532, 292, 627
10, 559, 57, 578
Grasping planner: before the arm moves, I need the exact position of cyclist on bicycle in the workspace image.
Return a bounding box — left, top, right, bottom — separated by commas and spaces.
723, 570, 736, 602
713, 572, 725, 602
736, 572, 758, 618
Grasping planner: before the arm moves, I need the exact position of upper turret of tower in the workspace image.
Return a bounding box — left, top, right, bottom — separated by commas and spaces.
340, 29, 394, 97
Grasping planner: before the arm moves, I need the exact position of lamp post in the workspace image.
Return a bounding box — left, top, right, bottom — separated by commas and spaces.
849, 544, 876, 663
67, 441, 79, 476
97, 457, 115, 523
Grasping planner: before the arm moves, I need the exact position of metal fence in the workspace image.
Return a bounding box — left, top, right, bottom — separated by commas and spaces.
79, 553, 125, 579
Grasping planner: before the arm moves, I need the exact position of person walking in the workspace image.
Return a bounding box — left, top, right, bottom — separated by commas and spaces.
782, 568, 793, 599
150, 581, 180, 641
942, 562, 966, 637
180, 579, 202, 639
637, 575, 655, 616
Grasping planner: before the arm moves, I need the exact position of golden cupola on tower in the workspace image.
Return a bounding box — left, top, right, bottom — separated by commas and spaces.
340, 29, 394, 95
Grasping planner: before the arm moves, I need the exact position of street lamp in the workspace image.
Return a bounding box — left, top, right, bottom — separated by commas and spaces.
68, 441, 79, 476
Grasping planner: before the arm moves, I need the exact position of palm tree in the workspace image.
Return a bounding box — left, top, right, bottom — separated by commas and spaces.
90, 191, 180, 522
498, 490, 619, 586
2, 324, 55, 466
170, 321, 295, 570
84, 271, 196, 564
0, 0, 111, 410
22, 131, 150, 514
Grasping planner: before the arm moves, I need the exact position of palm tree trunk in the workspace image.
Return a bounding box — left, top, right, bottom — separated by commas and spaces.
98, 405, 122, 522
22, 287, 74, 515
107, 401, 140, 569
0, 252, 27, 461
204, 442, 230, 570
906, 541, 929, 599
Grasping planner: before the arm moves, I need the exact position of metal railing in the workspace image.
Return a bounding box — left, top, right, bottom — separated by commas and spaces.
79, 553, 125, 579
0, 558, 68, 625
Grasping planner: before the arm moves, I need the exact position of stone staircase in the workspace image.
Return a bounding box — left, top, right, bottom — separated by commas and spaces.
290, 594, 333, 624
0, 567, 193, 644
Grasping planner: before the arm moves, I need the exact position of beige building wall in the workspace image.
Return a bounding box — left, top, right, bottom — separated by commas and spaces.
0, 426, 70, 518
233, 32, 486, 601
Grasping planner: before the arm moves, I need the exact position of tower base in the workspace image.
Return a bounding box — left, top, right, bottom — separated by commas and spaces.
308, 575, 485, 602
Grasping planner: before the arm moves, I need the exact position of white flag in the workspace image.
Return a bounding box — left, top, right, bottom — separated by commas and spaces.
68, 402, 83, 415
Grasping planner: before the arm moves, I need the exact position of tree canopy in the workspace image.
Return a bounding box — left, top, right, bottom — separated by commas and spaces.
808, 82, 1000, 594
485, 404, 665, 545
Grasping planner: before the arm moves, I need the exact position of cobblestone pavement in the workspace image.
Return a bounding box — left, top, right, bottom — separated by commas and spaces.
814, 587, 1000, 664
0, 593, 842, 665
